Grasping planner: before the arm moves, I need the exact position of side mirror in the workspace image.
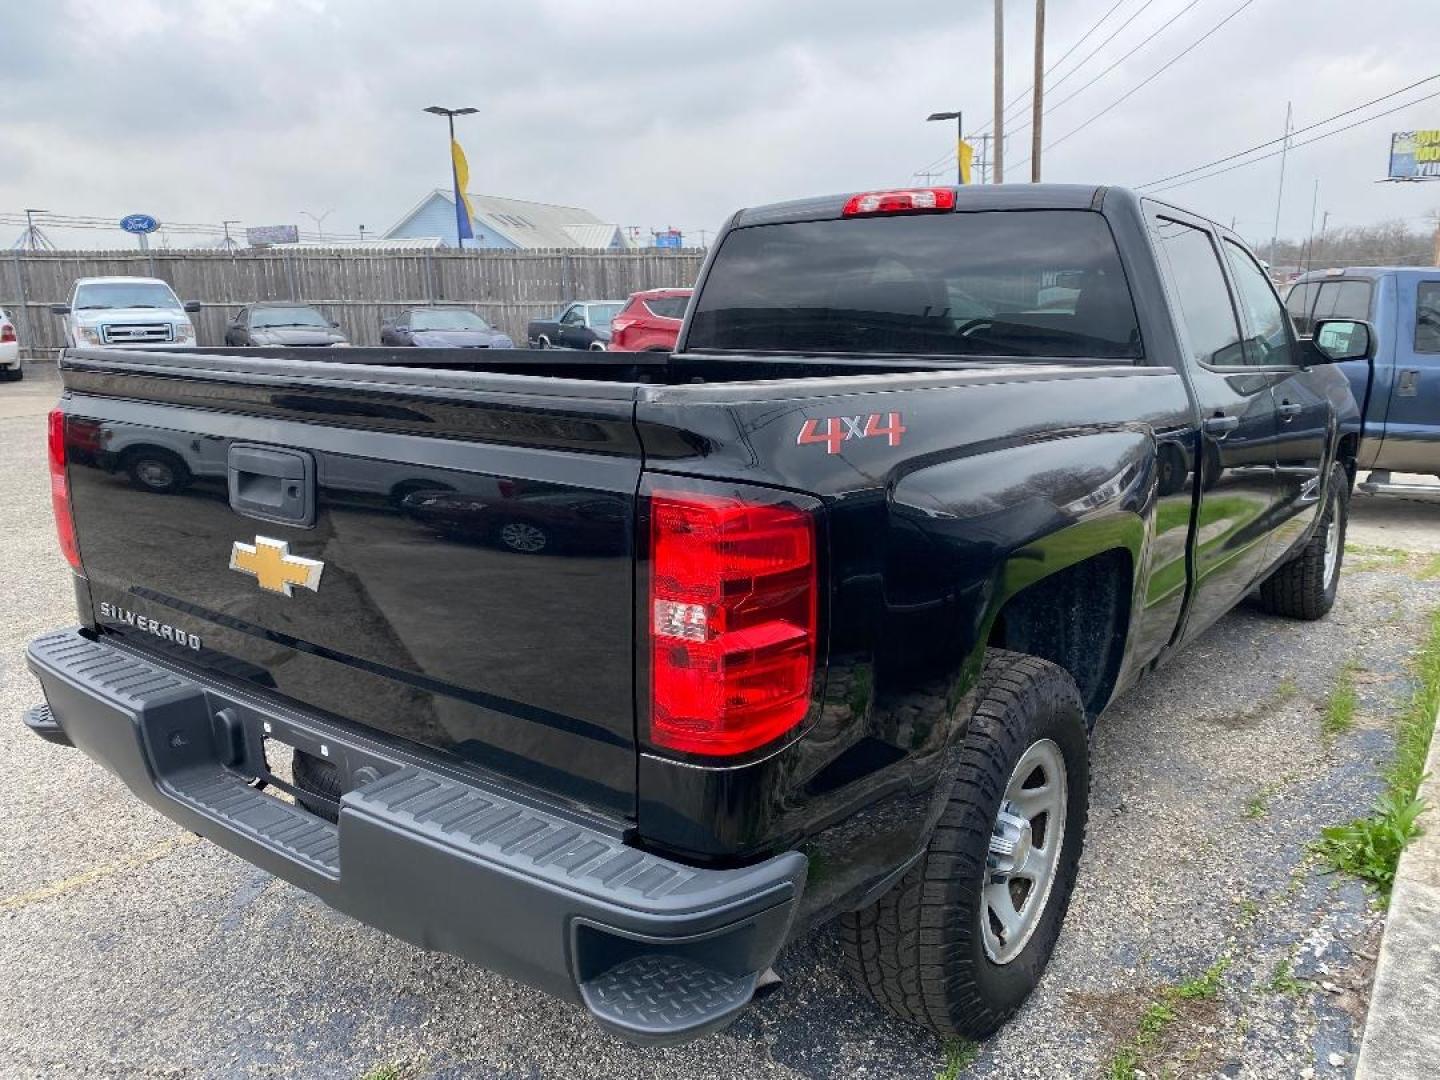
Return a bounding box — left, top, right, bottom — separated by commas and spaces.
51, 304, 70, 316
330, 320, 341, 329
184, 301, 202, 313
1309, 318, 1374, 363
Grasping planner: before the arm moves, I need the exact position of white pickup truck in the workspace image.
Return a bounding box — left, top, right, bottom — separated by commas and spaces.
51, 276, 201, 348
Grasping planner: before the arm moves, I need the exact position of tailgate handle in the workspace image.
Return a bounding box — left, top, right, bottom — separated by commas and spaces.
228, 445, 316, 527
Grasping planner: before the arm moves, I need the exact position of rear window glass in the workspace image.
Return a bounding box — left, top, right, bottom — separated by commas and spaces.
1286, 279, 1372, 335
686, 210, 1142, 360
644, 296, 689, 319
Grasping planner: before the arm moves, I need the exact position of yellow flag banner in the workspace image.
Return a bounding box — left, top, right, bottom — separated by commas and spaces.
957, 139, 974, 186
451, 139, 477, 241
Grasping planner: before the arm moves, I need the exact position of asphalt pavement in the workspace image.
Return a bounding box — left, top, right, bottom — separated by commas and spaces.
2, 361, 1436, 1079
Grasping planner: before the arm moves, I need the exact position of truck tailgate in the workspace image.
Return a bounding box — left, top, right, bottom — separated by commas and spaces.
58, 355, 641, 817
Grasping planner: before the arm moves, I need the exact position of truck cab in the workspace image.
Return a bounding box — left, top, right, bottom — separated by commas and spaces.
51, 276, 202, 349
1286, 266, 1440, 489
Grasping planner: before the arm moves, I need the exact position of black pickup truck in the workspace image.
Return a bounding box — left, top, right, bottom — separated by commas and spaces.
26, 184, 1365, 1046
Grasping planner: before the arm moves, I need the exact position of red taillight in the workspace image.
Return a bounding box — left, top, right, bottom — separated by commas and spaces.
48, 409, 83, 571
649, 491, 817, 757
842, 187, 956, 217
0, 323, 15, 343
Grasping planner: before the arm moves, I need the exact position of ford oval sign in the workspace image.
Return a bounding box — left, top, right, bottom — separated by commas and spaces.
119, 213, 160, 234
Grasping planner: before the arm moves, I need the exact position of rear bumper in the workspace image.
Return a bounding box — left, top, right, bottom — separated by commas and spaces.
25, 628, 806, 1044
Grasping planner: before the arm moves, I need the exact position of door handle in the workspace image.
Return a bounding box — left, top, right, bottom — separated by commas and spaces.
1277, 401, 1302, 420
1203, 414, 1240, 435
228, 445, 316, 527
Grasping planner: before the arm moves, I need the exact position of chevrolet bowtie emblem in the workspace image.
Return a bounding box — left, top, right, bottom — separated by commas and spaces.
229, 537, 324, 597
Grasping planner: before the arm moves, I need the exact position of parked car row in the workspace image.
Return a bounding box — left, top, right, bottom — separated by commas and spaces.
20, 275, 695, 361
524, 289, 694, 353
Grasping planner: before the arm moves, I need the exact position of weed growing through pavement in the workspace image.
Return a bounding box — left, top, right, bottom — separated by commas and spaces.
1103, 958, 1230, 1079
935, 1038, 978, 1079
1268, 957, 1305, 995
1314, 607, 1440, 898
1322, 662, 1359, 741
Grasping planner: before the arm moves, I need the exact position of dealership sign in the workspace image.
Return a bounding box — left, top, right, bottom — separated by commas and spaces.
1388, 130, 1440, 180
119, 213, 160, 234
245, 224, 300, 246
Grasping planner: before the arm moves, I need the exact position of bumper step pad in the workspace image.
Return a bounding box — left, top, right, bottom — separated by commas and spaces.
581, 954, 757, 1042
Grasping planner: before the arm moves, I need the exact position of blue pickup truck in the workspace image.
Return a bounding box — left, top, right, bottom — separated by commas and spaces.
1286, 267, 1440, 493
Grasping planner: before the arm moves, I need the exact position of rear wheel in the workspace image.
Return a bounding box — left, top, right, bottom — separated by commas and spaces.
1257, 462, 1348, 620
840, 650, 1090, 1039
124, 448, 190, 494
292, 749, 342, 823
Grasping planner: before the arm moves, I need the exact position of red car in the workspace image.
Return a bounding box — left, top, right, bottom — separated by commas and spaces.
607, 288, 692, 352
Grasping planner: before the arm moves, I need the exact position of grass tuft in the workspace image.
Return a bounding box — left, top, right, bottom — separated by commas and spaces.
1103, 958, 1229, 1077
1268, 957, 1305, 995
360, 1067, 405, 1080
1322, 663, 1359, 740
935, 1038, 979, 1080
1314, 607, 1440, 898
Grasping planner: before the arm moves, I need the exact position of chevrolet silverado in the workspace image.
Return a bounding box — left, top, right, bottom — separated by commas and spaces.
25, 184, 1364, 1046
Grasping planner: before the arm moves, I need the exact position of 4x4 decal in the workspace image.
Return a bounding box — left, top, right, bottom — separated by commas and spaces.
796, 412, 907, 455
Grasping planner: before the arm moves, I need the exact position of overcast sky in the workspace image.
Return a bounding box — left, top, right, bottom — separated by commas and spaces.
3, 0, 1438, 250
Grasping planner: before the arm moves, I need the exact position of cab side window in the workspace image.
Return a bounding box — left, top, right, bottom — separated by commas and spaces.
1416, 282, 1440, 354
1223, 240, 1295, 367
1154, 218, 1245, 368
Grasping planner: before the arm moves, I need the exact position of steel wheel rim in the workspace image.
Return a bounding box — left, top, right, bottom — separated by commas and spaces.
981, 738, 1068, 966
501, 522, 547, 552
1323, 512, 1340, 589
136, 460, 174, 488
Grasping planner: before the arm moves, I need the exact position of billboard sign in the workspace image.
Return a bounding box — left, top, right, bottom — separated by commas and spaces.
1388, 130, 1440, 180
246, 224, 300, 246
119, 213, 159, 234
654, 229, 683, 249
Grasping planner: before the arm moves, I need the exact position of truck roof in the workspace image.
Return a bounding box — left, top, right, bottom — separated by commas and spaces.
73, 276, 171, 286
1290, 266, 1437, 284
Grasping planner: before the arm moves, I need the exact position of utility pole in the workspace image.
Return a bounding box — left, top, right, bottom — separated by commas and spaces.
971, 134, 993, 184
914, 170, 943, 185
1031, 0, 1045, 182
358, 225, 367, 243
1268, 101, 1293, 269
993, 0, 1005, 184
1302, 180, 1319, 275
221, 219, 240, 253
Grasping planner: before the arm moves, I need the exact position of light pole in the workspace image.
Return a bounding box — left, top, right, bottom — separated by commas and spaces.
300, 208, 334, 241
423, 105, 478, 248
926, 111, 964, 184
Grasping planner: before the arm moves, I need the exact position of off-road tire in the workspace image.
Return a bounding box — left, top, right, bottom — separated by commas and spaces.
839, 649, 1090, 1039
292, 748, 342, 823
1257, 462, 1348, 620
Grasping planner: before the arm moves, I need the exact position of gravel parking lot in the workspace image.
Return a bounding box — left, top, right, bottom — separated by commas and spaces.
3, 361, 1437, 1079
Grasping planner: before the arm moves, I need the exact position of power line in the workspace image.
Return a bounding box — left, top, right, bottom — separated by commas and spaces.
914, 0, 1162, 176
1145, 86, 1440, 193
988, 0, 1135, 130
1032, 0, 1203, 124
998, 0, 1170, 130
1136, 72, 1440, 189
1010, 0, 1259, 172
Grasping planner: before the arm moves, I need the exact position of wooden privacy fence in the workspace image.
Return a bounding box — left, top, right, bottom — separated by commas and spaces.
2, 247, 707, 354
